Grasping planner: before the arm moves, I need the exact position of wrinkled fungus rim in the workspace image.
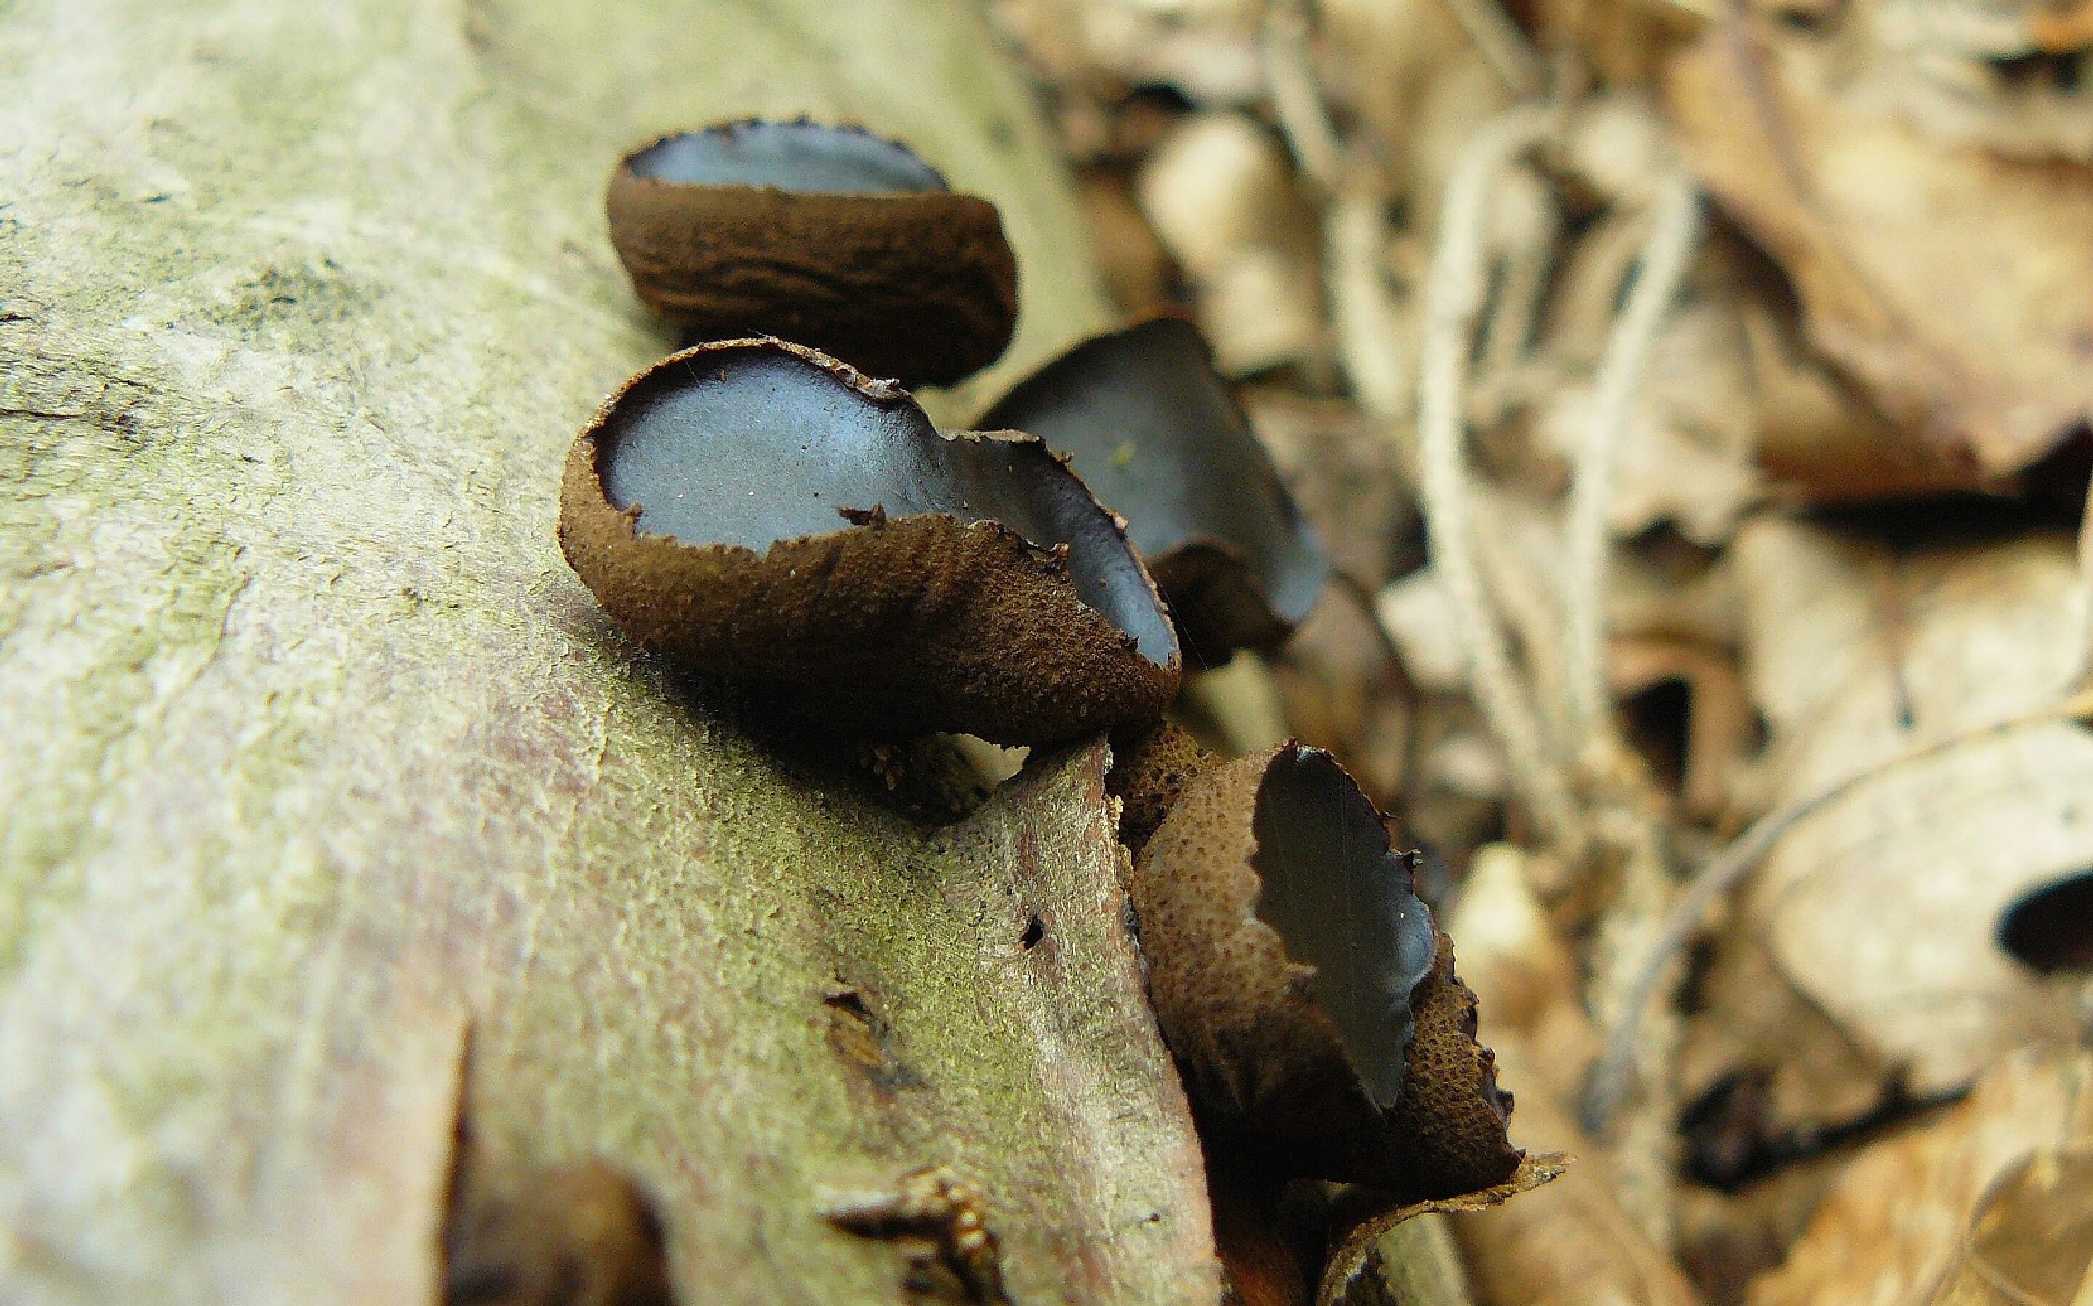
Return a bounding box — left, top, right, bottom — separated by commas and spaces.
577, 336, 1181, 673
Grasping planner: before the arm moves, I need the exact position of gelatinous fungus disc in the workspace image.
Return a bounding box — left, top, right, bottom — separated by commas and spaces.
1133, 744, 1519, 1194
558, 338, 1179, 745
607, 120, 1019, 387
980, 318, 1328, 665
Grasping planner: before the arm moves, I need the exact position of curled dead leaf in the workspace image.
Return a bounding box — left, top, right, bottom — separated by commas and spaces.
1664, 22, 2093, 478
1733, 517, 2092, 1091
1746, 1052, 2093, 1305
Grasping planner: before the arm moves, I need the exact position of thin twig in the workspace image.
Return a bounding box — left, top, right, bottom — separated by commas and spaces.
2075, 471, 2093, 692
1331, 568, 1432, 805
1582, 688, 2093, 1131
1262, 0, 1347, 196
1563, 173, 1703, 750
1416, 103, 1580, 846
1474, 233, 1554, 391
1431, 0, 1547, 98
1327, 186, 1414, 423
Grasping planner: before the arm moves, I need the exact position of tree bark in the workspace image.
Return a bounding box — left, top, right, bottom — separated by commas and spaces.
0, 2, 1219, 1300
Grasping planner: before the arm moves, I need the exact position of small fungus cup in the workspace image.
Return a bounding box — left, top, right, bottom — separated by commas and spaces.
607, 120, 1019, 387
1132, 743, 1521, 1196
981, 318, 1328, 666
558, 338, 1179, 745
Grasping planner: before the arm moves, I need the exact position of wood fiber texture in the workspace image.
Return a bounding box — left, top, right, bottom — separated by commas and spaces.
0, 2, 1220, 1302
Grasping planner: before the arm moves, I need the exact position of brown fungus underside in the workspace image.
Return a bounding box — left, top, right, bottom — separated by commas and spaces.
980, 318, 1329, 666
1131, 744, 1519, 1196
606, 120, 1018, 387
1106, 719, 1218, 855
557, 338, 1179, 746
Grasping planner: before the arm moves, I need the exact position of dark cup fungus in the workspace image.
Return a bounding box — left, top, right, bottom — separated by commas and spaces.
557, 338, 1180, 745
978, 318, 1329, 666
606, 120, 1019, 387
1131, 743, 1520, 1196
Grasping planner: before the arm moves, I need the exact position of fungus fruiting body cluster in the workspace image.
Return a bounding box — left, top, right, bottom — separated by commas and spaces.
558, 117, 1524, 1240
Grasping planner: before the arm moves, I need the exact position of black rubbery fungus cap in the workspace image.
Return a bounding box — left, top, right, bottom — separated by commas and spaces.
557, 338, 1179, 745
607, 120, 1019, 387
980, 318, 1328, 665
1131, 744, 1520, 1195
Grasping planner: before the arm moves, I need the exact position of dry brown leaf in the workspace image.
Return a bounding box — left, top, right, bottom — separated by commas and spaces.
1444, 847, 1702, 1306
1748, 1052, 2093, 1306
1674, 1161, 1850, 1306
1532, 0, 1705, 86
1847, 0, 2093, 162
1737, 291, 1979, 503
1733, 516, 2091, 1092
1378, 570, 1472, 699
990, 0, 1267, 105
1406, 54, 1527, 224
1405, 701, 1518, 855
1269, 592, 1414, 807
1241, 390, 1419, 800
1561, 92, 1680, 208
1932, 1146, 2093, 1304
1665, 22, 2093, 478
1670, 929, 1905, 1298
1314, 0, 1475, 180
1455, 1109, 1692, 1306
1675, 928, 1894, 1148
1138, 115, 1302, 271
1533, 300, 1764, 545
1247, 389, 1419, 590
1319, 1155, 1570, 1306
1075, 169, 1180, 317
1137, 114, 1323, 372
1378, 486, 1742, 711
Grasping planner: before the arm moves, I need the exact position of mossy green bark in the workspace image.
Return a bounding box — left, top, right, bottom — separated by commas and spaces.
0, 2, 1220, 1301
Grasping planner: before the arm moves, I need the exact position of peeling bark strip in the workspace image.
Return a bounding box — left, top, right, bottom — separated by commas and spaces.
0, 2, 1221, 1302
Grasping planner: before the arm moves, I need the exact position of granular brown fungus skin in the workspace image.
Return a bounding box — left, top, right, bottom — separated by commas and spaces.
606, 120, 1018, 387
1106, 719, 1218, 855
1131, 744, 1521, 1197
557, 338, 1179, 746
1382, 929, 1522, 1198
979, 317, 1329, 666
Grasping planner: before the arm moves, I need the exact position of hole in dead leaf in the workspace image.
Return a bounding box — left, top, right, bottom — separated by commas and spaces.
1745, 708, 1771, 757
1988, 50, 2084, 93
1998, 870, 2093, 974
1620, 676, 1691, 795
1630, 520, 1722, 579
1771, 4, 1827, 33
